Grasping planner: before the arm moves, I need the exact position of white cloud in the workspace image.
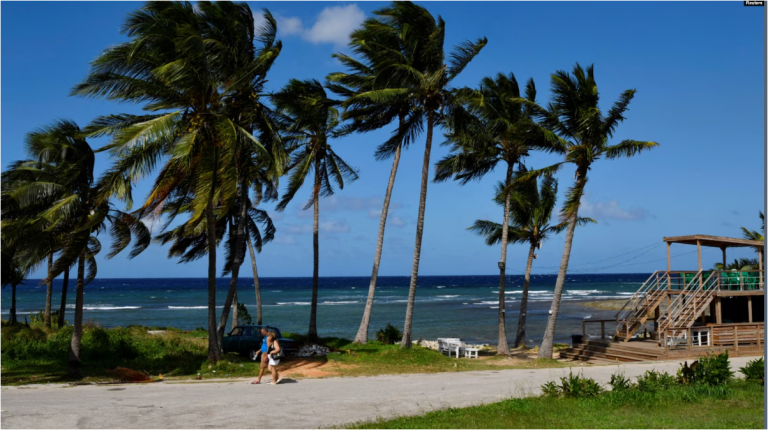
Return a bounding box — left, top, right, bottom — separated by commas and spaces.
579, 199, 650, 222
302, 5, 365, 46
320, 221, 351, 233
274, 235, 297, 245
277, 13, 304, 36
282, 220, 351, 235
257, 5, 365, 47
141, 219, 162, 235
389, 216, 406, 228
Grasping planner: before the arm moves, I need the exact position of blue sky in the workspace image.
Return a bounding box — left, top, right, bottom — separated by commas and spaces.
2, 2, 764, 279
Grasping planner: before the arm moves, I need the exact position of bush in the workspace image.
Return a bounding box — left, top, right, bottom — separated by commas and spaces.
375, 324, 402, 345
636, 370, 676, 392
739, 357, 764, 385
696, 351, 733, 386
609, 372, 634, 391
541, 371, 602, 398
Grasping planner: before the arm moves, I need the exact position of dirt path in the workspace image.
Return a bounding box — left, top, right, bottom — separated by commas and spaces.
1, 357, 756, 429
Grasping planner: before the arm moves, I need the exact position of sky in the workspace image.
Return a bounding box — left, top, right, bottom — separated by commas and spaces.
1, 1, 765, 279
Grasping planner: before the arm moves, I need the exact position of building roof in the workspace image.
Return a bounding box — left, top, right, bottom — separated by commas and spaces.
663, 235, 764, 249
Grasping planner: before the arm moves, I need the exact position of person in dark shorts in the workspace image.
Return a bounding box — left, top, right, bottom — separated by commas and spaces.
252, 327, 270, 384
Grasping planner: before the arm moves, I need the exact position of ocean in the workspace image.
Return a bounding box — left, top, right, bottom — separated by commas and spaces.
1, 274, 649, 345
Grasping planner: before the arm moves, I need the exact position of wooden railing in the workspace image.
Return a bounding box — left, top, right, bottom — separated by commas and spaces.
711, 323, 764, 350
661, 323, 764, 353
661, 270, 764, 292
583, 319, 621, 341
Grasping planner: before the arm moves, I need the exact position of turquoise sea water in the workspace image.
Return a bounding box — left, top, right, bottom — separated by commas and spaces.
1, 274, 649, 344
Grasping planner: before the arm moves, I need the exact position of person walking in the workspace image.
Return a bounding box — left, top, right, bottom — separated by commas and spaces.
252, 327, 270, 384
266, 331, 282, 385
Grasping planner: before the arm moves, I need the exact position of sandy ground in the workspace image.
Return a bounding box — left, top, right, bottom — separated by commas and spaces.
1, 356, 756, 429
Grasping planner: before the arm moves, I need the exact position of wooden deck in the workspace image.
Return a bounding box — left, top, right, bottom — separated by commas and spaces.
560, 334, 765, 364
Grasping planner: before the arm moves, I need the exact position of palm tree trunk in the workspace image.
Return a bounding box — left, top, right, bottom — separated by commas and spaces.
10, 283, 17, 324
246, 234, 262, 325
232, 290, 238, 330
68, 250, 85, 377
205, 198, 221, 362
44, 253, 53, 329
354, 126, 404, 344
217, 182, 249, 345
496, 164, 513, 356
514, 243, 536, 348
538, 174, 586, 358
58, 268, 69, 328
401, 111, 435, 349
308, 157, 321, 342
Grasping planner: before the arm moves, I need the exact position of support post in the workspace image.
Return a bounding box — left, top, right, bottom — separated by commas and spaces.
734, 326, 739, 351
697, 240, 702, 272
759, 248, 764, 289
687, 327, 692, 351
716, 298, 722, 324
663, 330, 668, 353
748, 296, 753, 323
582, 320, 586, 343
721, 246, 727, 270
601, 321, 605, 340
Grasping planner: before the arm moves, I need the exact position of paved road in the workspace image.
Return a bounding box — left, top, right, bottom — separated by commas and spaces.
1, 357, 756, 429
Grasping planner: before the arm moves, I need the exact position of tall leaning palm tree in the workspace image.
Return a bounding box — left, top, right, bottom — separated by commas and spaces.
351, 1, 487, 348
72, 2, 275, 361
434, 73, 561, 354
469, 172, 592, 348
272, 79, 359, 341
519, 64, 659, 359
326, 6, 429, 344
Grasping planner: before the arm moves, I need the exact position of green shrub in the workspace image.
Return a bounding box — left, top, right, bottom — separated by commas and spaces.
636, 370, 676, 392
739, 357, 764, 385
541, 371, 602, 398
609, 372, 634, 391
375, 324, 402, 345
696, 351, 733, 386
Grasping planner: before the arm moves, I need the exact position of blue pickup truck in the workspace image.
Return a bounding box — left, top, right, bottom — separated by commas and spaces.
222, 325, 299, 360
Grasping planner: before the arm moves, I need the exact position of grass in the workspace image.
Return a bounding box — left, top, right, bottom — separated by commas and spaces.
1, 322, 568, 385
350, 381, 765, 429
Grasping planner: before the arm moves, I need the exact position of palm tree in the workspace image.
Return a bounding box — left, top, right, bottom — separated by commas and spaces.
713, 258, 759, 271
326, 6, 429, 344
468, 172, 593, 348
516, 64, 659, 359
1, 241, 27, 325
348, 1, 487, 348
434, 73, 562, 354
72, 2, 276, 361
272, 79, 359, 341
2, 119, 150, 375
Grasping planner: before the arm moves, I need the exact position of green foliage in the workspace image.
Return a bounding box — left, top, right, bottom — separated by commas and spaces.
608, 372, 634, 391
541, 371, 602, 398
354, 381, 764, 429
636, 370, 677, 392
374, 324, 402, 345
696, 351, 733, 386
236, 303, 252, 325
739, 357, 764, 385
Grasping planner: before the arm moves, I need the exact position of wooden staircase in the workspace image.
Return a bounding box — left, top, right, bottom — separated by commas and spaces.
615, 271, 669, 341
657, 272, 718, 341
616, 290, 666, 341
559, 340, 662, 364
